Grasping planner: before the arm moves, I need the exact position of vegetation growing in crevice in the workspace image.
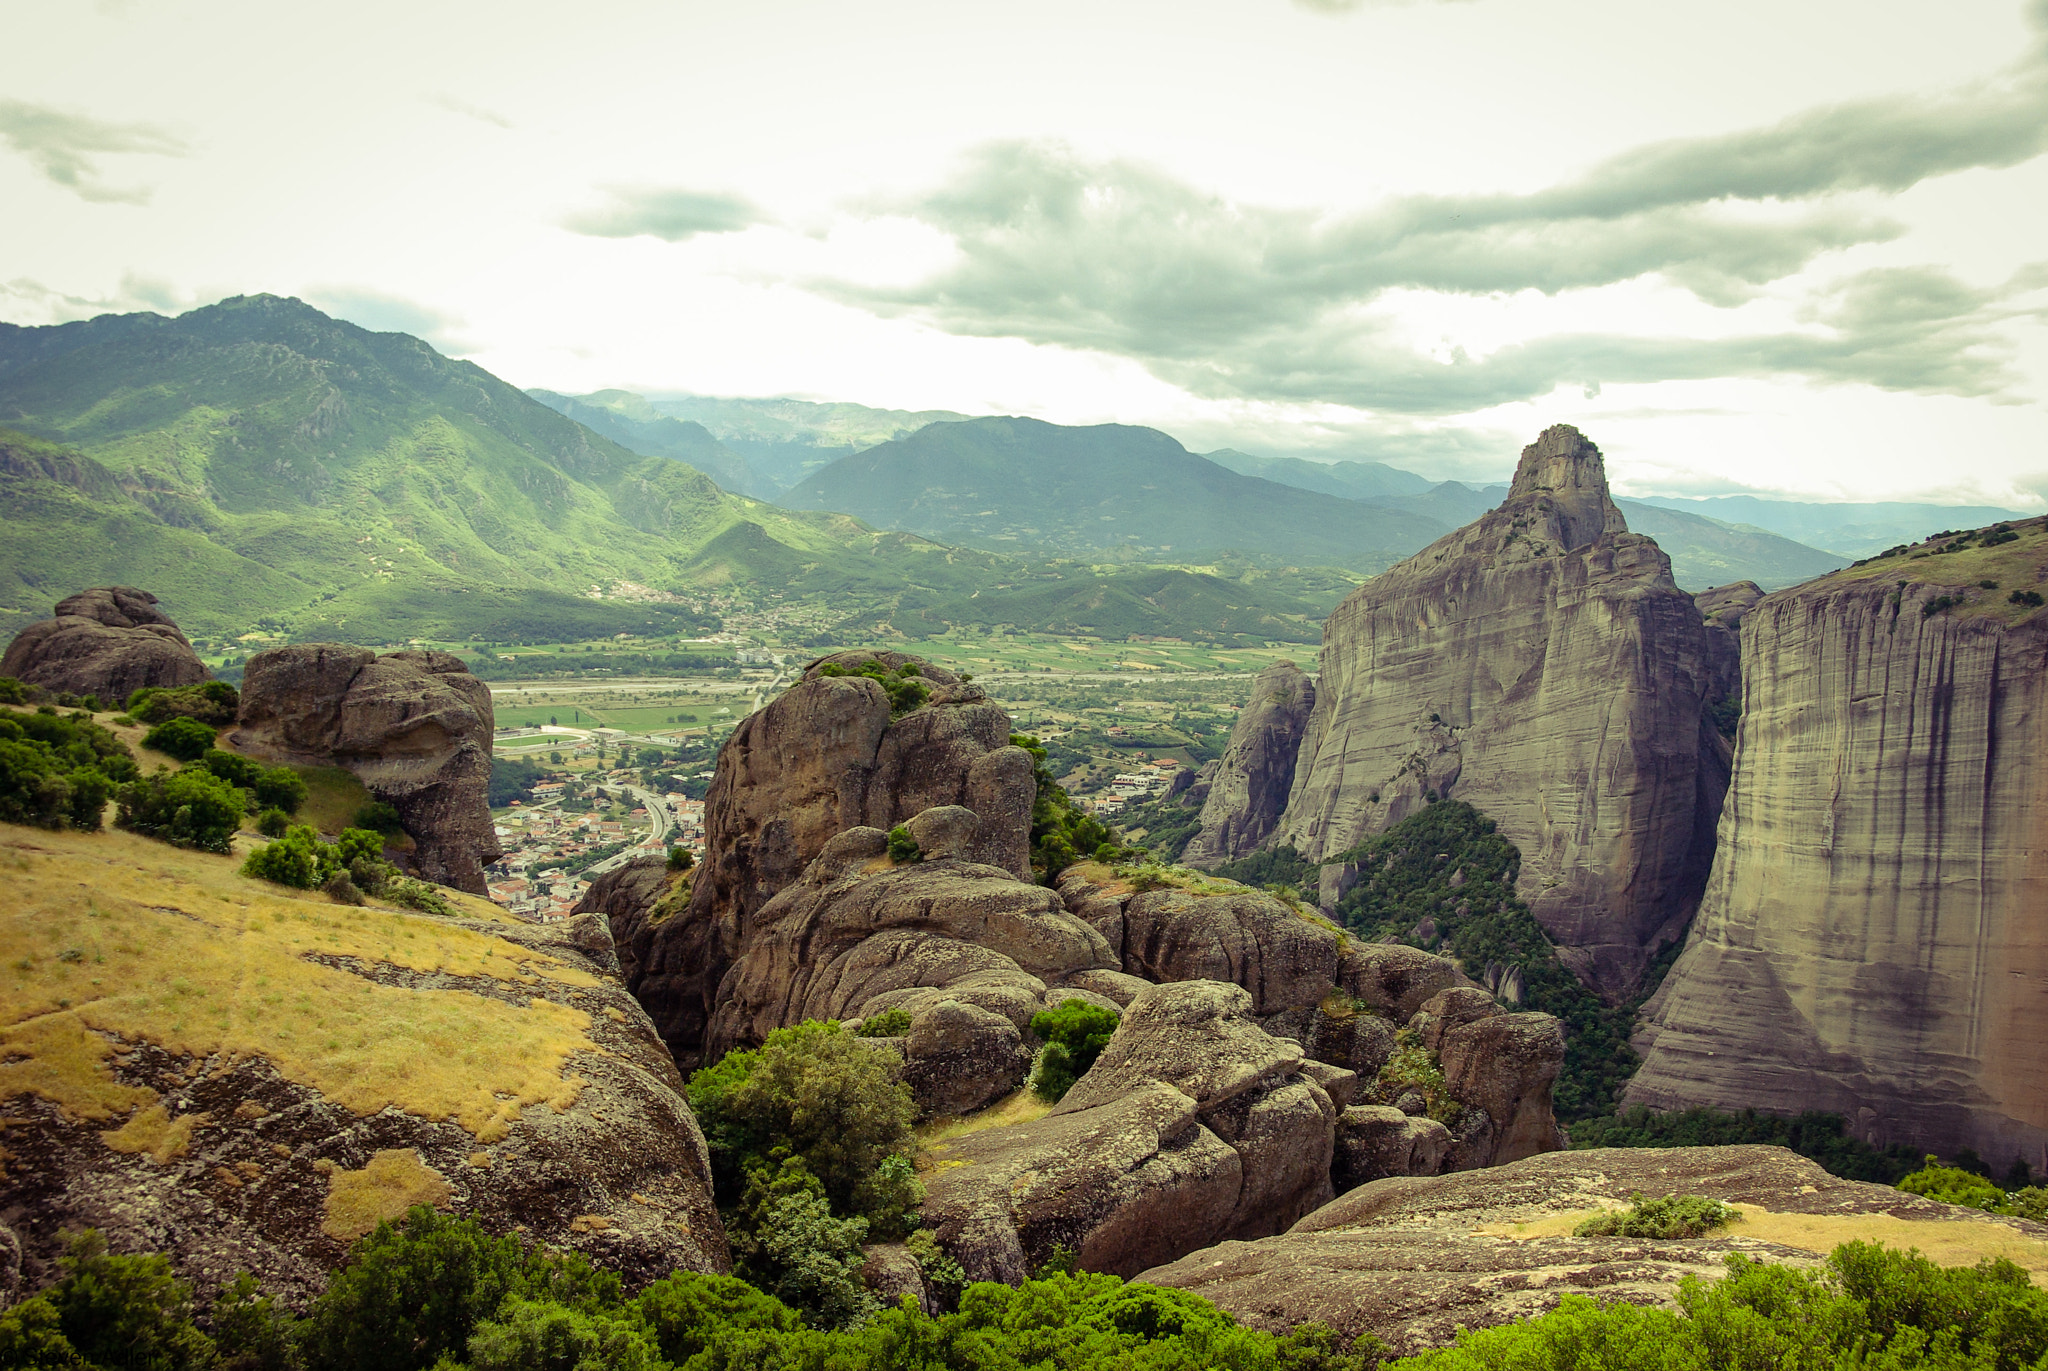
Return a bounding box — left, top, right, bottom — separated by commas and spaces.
1325, 800, 1646, 1121
1029, 999, 1120, 1103
817, 659, 930, 716
1011, 733, 1114, 884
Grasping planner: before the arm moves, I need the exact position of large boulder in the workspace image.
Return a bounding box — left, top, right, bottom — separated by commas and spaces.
704, 819, 1116, 1062
0, 824, 728, 1306
628, 653, 1038, 1068
231, 645, 500, 893
0, 587, 208, 701
1181, 662, 1316, 867
1275, 427, 1725, 1000
1139, 1145, 2046, 1358
920, 981, 1338, 1282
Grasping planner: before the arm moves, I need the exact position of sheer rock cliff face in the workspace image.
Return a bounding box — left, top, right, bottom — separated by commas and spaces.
232, 645, 500, 893
1181, 661, 1316, 868
1275, 427, 1723, 999
0, 586, 209, 700
615, 651, 1037, 1069
1628, 559, 2048, 1169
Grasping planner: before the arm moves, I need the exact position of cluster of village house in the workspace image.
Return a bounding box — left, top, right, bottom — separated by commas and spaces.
483, 772, 708, 921
1078, 757, 1181, 815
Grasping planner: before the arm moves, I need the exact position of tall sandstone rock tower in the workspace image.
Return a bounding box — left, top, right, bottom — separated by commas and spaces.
1629, 524, 2048, 1170
1276, 426, 1725, 998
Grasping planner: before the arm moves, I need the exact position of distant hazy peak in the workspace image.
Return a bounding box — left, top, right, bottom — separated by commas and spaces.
1504, 424, 1628, 552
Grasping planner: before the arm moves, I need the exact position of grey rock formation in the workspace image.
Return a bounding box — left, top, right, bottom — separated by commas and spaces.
704, 820, 1116, 1065
630, 652, 1038, 1067
920, 981, 1338, 1282
232, 645, 499, 893
1629, 545, 2048, 1168
1694, 580, 1763, 709
1181, 662, 1315, 867
897, 1000, 1034, 1119
0, 587, 209, 701
1140, 1145, 2039, 1357
1276, 426, 1724, 999
1332, 1106, 1451, 1192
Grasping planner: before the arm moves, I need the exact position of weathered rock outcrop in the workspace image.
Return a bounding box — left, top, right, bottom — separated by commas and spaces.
1276, 427, 1723, 998
920, 981, 1339, 1282
0, 825, 727, 1306
1630, 528, 2048, 1169
1181, 662, 1315, 867
231, 644, 500, 893
705, 813, 1116, 1065
1139, 1144, 2045, 1357
618, 652, 1038, 1067
0, 587, 209, 701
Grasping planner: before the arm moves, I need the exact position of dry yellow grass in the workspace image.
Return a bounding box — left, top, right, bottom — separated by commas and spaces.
1479, 1204, 2048, 1283
322, 1148, 452, 1240
918, 1087, 1056, 1153
102, 1104, 208, 1162
0, 826, 601, 1138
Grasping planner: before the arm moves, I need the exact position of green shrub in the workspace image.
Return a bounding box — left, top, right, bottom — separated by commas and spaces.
734, 1161, 878, 1331
49, 1230, 217, 1371
244, 826, 399, 893
1898, 1156, 2009, 1212
1574, 1192, 1739, 1239
257, 807, 292, 838
116, 766, 245, 852
2012, 589, 2045, 608
632, 1272, 800, 1367
254, 766, 309, 815
686, 1020, 919, 1228
465, 1297, 662, 1371
817, 659, 932, 716
885, 824, 922, 864
127, 681, 239, 726
0, 708, 139, 831
1011, 733, 1114, 884
201, 747, 263, 789
1030, 999, 1121, 1102
297, 1206, 619, 1371
666, 844, 694, 872
143, 715, 218, 762
855, 1007, 912, 1038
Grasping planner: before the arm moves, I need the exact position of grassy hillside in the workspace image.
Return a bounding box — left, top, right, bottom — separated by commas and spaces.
526, 389, 762, 496
0, 298, 1020, 641
889, 567, 1324, 644
784, 417, 1445, 571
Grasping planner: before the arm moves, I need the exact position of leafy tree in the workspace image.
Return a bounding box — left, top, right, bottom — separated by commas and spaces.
1011, 733, 1113, 884
253, 766, 308, 814
465, 1298, 662, 1371
687, 1020, 919, 1227
256, 807, 292, 838
488, 757, 546, 808
1030, 999, 1120, 1102
666, 845, 694, 872
201, 747, 264, 788
297, 1207, 618, 1371
0, 709, 136, 831
731, 1159, 878, 1330
48, 1230, 218, 1371
0, 1296, 84, 1371
127, 681, 240, 726
143, 715, 219, 762
116, 766, 245, 853
633, 1272, 801, 1367
243, 827, 390, 891
210, 1271, 303, 1371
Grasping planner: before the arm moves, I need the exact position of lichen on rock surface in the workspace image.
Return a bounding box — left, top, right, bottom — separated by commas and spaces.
231, 643, 499, 893
1137, 1144, 2048, 1357
0, 825, 727, 1304
0, 586, 210, 701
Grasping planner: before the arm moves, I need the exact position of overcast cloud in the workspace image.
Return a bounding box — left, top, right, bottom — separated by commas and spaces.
805, 19, 2048, 419
0, 98, 185, 203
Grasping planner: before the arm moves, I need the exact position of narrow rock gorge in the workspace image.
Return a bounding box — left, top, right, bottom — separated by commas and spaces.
1275, 426, 1725, 998
1630, 520, 2048, 1171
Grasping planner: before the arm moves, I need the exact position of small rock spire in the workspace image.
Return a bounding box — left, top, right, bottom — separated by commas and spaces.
1504, 425, 1627, 550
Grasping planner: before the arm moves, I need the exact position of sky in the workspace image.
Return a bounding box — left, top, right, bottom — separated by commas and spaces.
2, 0, 2045, 505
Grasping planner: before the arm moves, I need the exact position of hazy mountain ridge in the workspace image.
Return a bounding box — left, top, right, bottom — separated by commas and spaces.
1632, 494, 2031, 558
784, 416, 1449, 571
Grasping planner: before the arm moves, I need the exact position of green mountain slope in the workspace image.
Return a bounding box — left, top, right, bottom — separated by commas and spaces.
525, 389, 762, 497
0, 297, 1002, 640
921, 568, 1323, 644
783, 417, 1446, 571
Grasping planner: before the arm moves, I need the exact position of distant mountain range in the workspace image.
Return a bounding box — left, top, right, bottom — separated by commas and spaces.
783, 417, 1441, 573
530, 389, 974, 500
1630, 495, 2028, 559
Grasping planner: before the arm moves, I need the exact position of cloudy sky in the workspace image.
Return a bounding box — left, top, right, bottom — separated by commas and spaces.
4, 0, 2045, 503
